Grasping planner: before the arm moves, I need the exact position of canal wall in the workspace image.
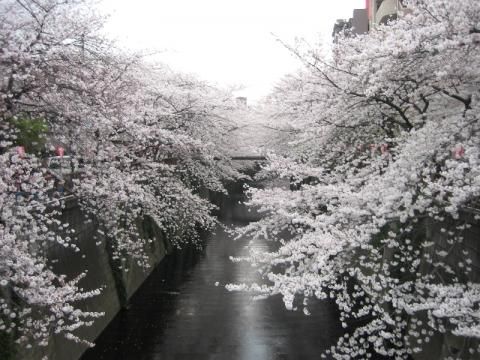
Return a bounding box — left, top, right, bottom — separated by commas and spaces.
376, 215, 480, 360
411, 214, 480, 360
16, 196, 174, 360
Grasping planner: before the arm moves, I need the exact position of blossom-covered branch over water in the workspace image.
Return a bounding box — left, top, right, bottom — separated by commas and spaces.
230, 0, 480, 358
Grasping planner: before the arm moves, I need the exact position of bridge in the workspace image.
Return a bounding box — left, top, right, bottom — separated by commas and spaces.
230, 155, 266, 161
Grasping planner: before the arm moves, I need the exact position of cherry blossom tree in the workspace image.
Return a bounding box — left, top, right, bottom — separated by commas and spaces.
1, 0, 241, 348
231, 0, 480, 358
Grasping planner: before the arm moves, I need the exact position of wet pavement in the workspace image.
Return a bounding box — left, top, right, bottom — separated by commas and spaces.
81, 221, 344, 360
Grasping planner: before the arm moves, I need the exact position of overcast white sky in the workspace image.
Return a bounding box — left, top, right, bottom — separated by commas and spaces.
99, 0, 365, 102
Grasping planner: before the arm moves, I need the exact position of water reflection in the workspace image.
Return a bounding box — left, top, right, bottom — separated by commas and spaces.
81, 219, 344, 360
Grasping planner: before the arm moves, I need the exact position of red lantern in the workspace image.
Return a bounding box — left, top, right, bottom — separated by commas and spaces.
16, 146, 25, 158
452, 145, 465, 159
55, 146, 65, 157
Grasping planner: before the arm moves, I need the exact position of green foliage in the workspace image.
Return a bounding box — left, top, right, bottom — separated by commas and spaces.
9, 117, 48, 154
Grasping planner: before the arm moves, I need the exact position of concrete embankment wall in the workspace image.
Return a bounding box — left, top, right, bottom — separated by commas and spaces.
17, 196, 173, 360
377, 215, 480, 360
412, 215, 480, 360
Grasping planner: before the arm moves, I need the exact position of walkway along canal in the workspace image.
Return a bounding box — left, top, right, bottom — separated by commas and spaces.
81, 180, 345, 360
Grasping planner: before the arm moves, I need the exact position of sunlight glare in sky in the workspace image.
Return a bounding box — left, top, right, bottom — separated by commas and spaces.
100, 0, 365, 102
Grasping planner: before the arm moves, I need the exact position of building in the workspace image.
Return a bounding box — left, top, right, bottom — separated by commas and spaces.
367, 0, 404, 27
332, 18, 352, 39
332, 8, 369, 40
352, 8, 369, 34
333, 0, 404, 39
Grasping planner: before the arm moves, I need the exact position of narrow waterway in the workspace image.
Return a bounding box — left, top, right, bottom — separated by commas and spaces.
81, 188, 344, 360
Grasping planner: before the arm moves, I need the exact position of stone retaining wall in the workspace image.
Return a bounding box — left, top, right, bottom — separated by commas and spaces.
17, 197, 174, 360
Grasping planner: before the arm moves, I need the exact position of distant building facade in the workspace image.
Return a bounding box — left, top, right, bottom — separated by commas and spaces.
352, 8, 369, 34
333, 0, 404, 39
332, 8, 368, 40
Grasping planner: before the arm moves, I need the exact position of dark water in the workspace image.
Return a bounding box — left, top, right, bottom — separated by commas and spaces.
80, 218, 344, 360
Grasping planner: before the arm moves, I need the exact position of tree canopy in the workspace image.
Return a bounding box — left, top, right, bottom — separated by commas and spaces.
0, 0, 242, 348
230, 0, 480, 358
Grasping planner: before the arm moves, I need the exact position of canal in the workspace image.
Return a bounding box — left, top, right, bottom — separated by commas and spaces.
81, 184, 344, 360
